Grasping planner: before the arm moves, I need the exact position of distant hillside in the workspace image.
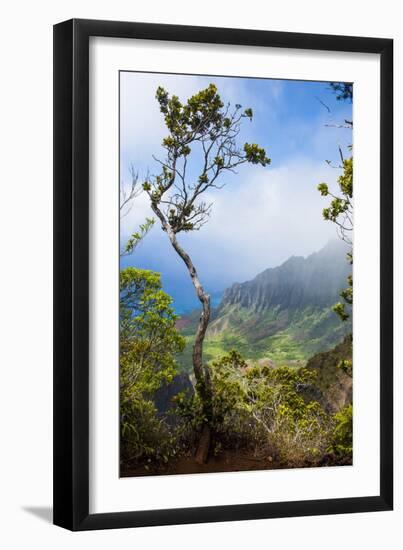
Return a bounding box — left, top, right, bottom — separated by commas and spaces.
178, 240, 352, 369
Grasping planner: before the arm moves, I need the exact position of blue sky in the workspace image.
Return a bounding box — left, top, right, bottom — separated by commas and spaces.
120, 72, 352, 313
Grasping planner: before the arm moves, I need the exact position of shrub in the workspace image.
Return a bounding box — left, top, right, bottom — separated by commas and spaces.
328, 404, 353, 463
176, 350, 334, 466
120, 267, 185, 467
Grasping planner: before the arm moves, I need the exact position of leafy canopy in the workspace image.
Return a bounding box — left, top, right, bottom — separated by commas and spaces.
120, 268, 185, 463
143, 83, 270, 234
120, 267, 185, 390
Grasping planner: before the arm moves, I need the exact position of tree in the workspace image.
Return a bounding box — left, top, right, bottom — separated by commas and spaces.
121, 217, 155, 257
329, 82, 353, 103
120, 168, 155, 257
143, 83, 270, 462
120, 267, 185, 465
120, 165, 142, 218
317, 82, 353, 322
120, 268, 185, 383
318, 157, 353, 246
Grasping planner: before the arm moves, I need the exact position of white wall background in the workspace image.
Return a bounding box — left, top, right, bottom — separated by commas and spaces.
0, 0, 400, 547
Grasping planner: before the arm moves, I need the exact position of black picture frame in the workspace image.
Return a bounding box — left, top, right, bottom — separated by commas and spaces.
53, 18, 393, 531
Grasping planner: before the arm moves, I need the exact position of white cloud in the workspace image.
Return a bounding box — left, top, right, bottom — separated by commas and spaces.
120, 72, 346, 290
122, 157, 341, 288
119, 71, 282, 183
120, 72, 205, 179
181, 159, 340, 284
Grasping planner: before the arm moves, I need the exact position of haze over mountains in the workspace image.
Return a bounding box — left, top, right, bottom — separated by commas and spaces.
219, 239, 350, 313
178, 240, 352, 368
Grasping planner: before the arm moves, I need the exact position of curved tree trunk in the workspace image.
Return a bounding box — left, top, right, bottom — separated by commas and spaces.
168, 231, 212, 464
151, 205, 212, 462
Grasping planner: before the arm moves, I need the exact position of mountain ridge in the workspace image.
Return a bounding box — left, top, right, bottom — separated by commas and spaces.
178, 240, 352, 368
218, 239, 351, 313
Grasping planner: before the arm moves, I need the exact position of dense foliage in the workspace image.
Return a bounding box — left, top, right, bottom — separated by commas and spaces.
329, 405, 353, 462
120, 267, 185, 466
174, 349, 352, 467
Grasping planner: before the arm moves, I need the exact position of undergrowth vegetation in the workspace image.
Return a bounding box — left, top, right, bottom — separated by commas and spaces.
175, 350, 352, 468
120, 267, 352, 473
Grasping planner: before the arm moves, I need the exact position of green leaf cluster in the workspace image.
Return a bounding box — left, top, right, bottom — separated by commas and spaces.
332, 302, 349, 322
243, 142, 271, 166
123, 217, 155, 256
338, 358, 352, 377
156, 83, 225, 145
328, 404, 353, 460
338, 157, 353, 198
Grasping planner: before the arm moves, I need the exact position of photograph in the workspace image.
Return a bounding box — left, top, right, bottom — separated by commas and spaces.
119, 71, 354, 477
0, 0, 396, 541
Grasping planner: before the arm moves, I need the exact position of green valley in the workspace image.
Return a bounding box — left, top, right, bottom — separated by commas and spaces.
177, 240, 351, 371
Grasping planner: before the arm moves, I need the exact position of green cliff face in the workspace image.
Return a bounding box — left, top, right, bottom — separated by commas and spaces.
178, 240, 352, 369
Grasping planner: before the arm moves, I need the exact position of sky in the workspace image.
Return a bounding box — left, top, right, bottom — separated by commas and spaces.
120, 71, 353, 313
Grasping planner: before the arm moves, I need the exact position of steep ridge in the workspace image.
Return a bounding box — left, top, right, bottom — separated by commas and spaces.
178, 240, 352, 367
219, 239, 351, 313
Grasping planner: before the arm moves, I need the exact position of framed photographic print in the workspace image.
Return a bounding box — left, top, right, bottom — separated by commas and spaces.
53, 19, 393, 530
